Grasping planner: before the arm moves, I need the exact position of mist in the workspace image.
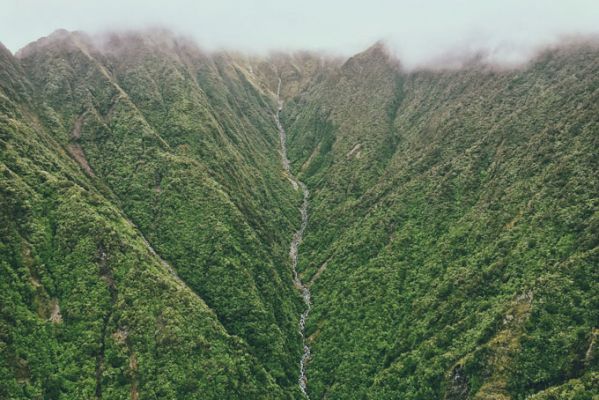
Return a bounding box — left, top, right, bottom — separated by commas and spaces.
2, 0, 599, 68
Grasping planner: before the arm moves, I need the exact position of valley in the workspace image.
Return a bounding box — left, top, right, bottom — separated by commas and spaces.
0, 30, 597, 399
276, 76, 312, 398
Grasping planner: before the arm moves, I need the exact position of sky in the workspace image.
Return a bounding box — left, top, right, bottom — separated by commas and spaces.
2, 0, 599, 67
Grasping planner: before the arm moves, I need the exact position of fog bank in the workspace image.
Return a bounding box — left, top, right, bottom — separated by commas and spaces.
2, 0, 599, 68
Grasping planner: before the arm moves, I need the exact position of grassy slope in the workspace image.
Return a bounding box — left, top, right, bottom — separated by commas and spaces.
284, 43, 599, 399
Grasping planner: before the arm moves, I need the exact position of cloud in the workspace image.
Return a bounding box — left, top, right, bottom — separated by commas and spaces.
1, 0, 598, 67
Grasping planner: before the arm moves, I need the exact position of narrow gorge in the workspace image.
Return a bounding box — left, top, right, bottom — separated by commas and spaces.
275, 77, 312, 398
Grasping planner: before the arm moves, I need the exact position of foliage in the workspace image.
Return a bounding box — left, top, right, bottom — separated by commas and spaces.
1, 32, 597, 399
284, 43, 599, 399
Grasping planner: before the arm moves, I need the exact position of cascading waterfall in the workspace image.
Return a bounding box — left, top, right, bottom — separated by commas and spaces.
275, 77, 311, 398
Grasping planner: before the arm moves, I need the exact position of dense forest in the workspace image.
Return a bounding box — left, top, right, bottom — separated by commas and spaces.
1, 30, 597, 399
283, 42, 598, 399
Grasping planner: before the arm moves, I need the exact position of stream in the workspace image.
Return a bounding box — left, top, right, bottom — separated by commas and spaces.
275, 77, 312, 398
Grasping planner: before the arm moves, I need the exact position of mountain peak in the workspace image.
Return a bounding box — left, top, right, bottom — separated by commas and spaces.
0, 41, 12, 56
364, 40, 388, 55
349, 40, 393, 63
15, 28, 84, 58
339, 40, 399, 76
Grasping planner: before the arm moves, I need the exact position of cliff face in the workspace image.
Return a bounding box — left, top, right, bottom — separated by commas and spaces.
1, 30, 597, 399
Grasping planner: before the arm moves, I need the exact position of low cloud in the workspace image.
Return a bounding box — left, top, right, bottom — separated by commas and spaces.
2, 0, 598, 67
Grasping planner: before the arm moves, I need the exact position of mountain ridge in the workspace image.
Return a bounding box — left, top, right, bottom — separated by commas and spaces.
1, 29, 598, 399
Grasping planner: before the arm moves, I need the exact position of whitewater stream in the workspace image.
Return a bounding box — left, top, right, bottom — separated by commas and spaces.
275, 78, 311, 398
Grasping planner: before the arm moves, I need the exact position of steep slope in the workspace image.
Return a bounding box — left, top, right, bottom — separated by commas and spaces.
0, 40, 290, 399
283, 42, 599, 399
2, 29, 598, 400
19, 30, 309, 393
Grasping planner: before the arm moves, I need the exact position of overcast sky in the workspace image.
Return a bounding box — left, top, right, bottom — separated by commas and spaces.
2, 0, 599, 67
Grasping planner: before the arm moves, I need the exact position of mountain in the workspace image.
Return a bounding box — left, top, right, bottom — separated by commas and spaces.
1, 30, 307, 399
1, 30, 597, 399
283, 42, 599, 399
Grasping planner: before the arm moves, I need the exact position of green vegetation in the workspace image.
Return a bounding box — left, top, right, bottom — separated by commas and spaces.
283, 43, 598, 399
1, 31, 597, 399
1, 32, 304, 399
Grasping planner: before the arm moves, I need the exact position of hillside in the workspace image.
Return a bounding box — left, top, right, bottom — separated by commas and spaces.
1, 30, 307, 399
1, 30, 598, 399
283, 42, 599, 399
